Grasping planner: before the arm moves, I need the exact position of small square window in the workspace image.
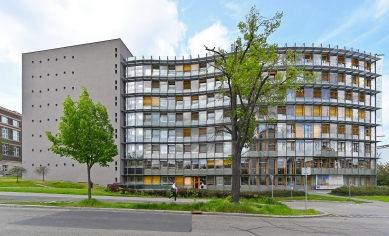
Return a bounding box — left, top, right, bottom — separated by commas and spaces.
115, 118, 117, 122
40, 150, 42, 152
32, 120, 34, 122
115, 48, 117, 52
47, 58, 49, 61
115, 102, 117, 106
64, 56, 66, 59
72, 164, 74, 167
55, 104, 58, 106
39, 120, 41, 123
115, 113, 117, 117
39, 105, 41, 107
56, 74, 58, 76
115, 80, 117, 85
40, 164, 42, 167
47, 89, 49, 91
72, 71, 74, 74
32, 105, 34, 107
115, 167, 117, 171
48, 163, 50, 166
40, 61, 42, 63
32, 149, 34, 152
39, 90, 41, 93
47, 148, 49, 151
115, 86, 117, 90
47, 119, 49, 121
64, 87, 66, 89
56, 164, 58, 167
47, 103, 49, 106
115, 134, 117, 139
40, 75, 42, 78
32, 134, 34, 137
55, 89, 58, 91
32, 61, 34, 63
32, 164, 34, 166
47, 74, 49, 76
115, 64, 117, 68
55, 119, 58, 121
32, 90, 34, 93
39, 135, 42, 138
115, 70, 117, 74
64, 163, 66, 166
115, 53, 117, 58
72, 56, 74, 59
115, 96, 117, 101
72, 87, 74, 90
32, 75, 34, 78
64, 71, 66, 74
56, 58, 58, 61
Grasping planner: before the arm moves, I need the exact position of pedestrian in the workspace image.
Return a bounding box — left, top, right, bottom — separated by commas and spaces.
169, 181, 178, 201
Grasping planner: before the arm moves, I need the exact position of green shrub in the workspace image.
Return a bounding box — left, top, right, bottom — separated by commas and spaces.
331, 186, 389, 196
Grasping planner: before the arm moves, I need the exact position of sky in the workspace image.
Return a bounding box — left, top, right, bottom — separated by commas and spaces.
1, 0, 389, 145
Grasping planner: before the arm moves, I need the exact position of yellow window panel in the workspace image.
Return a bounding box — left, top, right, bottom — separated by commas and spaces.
330, 106, 337, 117
176, 176, 184, 185
345, 108, 352, 118
144, 176, 152, 184
152, 176, 160, 184
314, 106, 321, 116
176, 65, 183, 71
296, 105, 304, 116
184, 64, 191, 72
184, 128, 191, 137
144, 96, 151, 106
152, 97, 159, 106
359, 110, 365, 119
184, 81, 191, 89
199, 128, 206, 135
191, 64, 199, 71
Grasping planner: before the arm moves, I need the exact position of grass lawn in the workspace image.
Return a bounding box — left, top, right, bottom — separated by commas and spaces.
353, 196, 389, 202
276, 194, 367, 203
5, 198, 320, 216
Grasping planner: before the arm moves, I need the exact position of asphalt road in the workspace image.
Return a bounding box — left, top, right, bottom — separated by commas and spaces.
1, 206, 389, 236
1, 192, 389, 236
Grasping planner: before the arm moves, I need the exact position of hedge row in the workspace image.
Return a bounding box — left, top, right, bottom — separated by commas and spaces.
331, 186, 389, 196
106, 184, 305, 199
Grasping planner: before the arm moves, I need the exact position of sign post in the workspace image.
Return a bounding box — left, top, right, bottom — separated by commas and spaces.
270, 175, 274, 198
349, 180, 352, 199
290, 182, 294, 199
302, 168, 311, 210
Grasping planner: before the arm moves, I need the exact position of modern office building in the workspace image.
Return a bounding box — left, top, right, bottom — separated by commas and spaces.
1, 106, 22, 175
22, 39, 383, 190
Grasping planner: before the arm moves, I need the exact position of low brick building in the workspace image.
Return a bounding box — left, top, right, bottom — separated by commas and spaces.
0, 106, 22, 174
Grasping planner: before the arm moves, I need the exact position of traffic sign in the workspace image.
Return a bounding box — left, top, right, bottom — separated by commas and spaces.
302, 168, 311, 175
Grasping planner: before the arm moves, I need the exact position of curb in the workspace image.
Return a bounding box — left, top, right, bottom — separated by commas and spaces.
0, 203, 328, 218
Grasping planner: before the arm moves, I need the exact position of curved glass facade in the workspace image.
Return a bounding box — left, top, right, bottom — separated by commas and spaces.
122, 46, 382, 190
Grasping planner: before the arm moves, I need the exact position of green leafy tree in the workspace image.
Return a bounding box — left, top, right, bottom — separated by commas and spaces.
377, 162, 389, 186
34, 166, 50, 181
8, 166, 27, 183
46, 87, 118, 199
205, 6, 316, 203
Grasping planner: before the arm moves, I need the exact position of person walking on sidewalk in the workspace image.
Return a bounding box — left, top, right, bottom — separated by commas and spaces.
169, 181, 178, 201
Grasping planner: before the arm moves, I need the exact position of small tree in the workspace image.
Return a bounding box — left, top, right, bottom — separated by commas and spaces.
8, 166, 27, 183
205, 6, 316, 203
34, 166, 50, 181
377, 162, 389, 186
46, 87, 118, 199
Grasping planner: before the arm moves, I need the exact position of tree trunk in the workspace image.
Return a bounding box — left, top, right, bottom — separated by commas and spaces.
231, 140, 242, 203
87, 165, 91, 200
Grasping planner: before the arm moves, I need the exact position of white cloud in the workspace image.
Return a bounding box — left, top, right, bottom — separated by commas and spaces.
316, 0, 389, 44
187, 21, 231, 56
374, 0, 389, 19
0, 0, 187, 112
